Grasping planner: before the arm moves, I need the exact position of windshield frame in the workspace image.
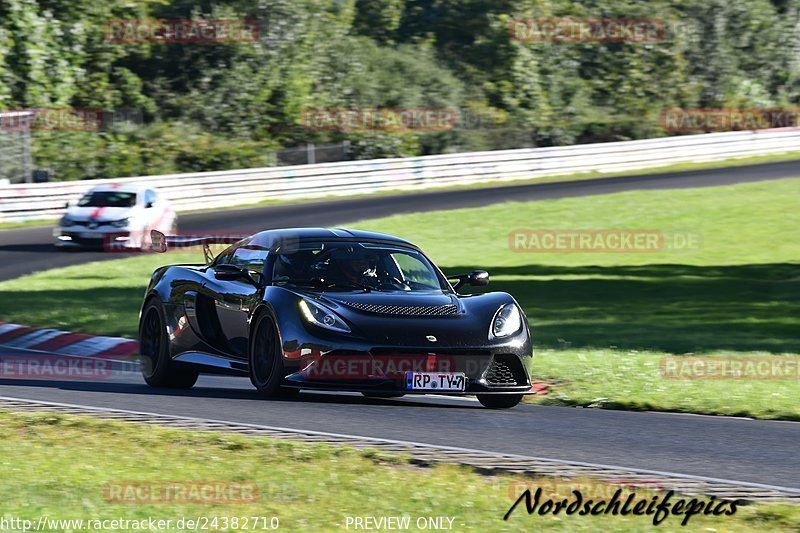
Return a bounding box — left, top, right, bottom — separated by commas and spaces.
263, 238, 454, 294
77, 190, 138, 208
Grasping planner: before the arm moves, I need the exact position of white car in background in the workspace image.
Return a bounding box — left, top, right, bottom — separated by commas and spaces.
54, 184, 177, 250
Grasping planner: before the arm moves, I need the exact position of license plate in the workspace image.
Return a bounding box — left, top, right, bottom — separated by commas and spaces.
79, 232, 102, 239
405, 371, 466, 391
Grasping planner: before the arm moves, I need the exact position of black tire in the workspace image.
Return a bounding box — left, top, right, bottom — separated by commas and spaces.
477, 394, 523, 409
361, 392, 405, 399
139, 298, 198, 388
249, 313, 297, 398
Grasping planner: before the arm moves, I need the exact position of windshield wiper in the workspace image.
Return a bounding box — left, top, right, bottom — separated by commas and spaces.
272, 277, 322, 286
271, 277, 371, 292
324, 281, 372, 292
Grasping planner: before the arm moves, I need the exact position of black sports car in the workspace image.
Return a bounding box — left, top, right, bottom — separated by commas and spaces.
139, 228, 533, 408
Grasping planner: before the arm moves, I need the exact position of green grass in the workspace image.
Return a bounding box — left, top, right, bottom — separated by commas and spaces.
0, 410, 797, 532
0, 218, 60, 230
349, 178, 800, 419
352, 179, 800, 354
532, 349, 800, 420
0, 252, 205, 337
4, 149, 800, 230
0, 178, 798, 419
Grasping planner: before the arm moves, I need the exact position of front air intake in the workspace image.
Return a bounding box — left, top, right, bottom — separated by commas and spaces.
343, 302, 458, 316
484, 354, 527, 386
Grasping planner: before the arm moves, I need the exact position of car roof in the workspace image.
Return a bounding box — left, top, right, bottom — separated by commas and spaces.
85, 183, 151, 194
249, 228, 415, 248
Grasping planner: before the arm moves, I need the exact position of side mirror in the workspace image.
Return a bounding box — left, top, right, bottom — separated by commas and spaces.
448, 270, 489, 292
214, 264, 245, 280
214, 264, 260, 286
468, 270, 490, 286
64, 201, 70, 209
145, 201, 154, 208
150, 230, 167, 253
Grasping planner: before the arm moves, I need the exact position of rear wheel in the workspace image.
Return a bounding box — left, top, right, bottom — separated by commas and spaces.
477, 394, 523, 409
139, 299, 198, 388
249, 313, 297, 398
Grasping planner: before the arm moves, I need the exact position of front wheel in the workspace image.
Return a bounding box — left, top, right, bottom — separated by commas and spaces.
139, 299, 198, 388
249, 313, 296, 398
477, 394, 523, 409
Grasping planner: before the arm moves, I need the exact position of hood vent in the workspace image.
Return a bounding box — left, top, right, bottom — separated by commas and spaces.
343, 302, 458, 316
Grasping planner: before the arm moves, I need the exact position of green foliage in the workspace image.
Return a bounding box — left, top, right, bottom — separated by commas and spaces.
32, 123, 278, 181
353, 0, 405, 43
0, 0, 798, 180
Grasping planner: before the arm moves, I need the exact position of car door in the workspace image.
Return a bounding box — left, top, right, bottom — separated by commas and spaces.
205, 244, 269, 358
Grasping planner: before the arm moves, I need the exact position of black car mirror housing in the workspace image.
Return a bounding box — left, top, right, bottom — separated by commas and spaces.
150, 230, 167, 253
469, 270, 490, 286
214, 264, 260, 286
449, 270, 489, 292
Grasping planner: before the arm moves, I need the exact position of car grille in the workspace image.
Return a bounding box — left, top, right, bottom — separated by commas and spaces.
343, 302, 458, 316
70, 220, 111, 228
484, 355, 527, 386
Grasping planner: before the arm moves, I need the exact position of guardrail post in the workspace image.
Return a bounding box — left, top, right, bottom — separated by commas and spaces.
22, 127, 33, 184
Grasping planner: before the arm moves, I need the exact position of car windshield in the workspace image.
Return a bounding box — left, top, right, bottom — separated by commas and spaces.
272, 241, 446, 292
77, 191, 137, 208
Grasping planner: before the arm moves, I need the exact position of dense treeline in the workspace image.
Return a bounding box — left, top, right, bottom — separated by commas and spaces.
0, 0, 798, 181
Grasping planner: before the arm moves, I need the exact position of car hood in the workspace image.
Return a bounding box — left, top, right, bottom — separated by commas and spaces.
319, 291, 462, 316
65, 205, 136, 222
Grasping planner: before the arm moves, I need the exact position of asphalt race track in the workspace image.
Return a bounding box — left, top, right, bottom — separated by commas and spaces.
1, 160, 799, 490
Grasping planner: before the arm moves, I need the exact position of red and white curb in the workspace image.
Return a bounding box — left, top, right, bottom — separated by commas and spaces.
0, 322, 139, 364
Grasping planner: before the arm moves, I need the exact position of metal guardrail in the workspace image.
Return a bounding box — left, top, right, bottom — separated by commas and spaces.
2, 129, 800, 222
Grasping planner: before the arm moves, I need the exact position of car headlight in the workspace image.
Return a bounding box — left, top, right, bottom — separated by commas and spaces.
491, 304, 522, 338
109, 218, 129, 228
299, 299, 350, 333
60, 215, 76, 227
